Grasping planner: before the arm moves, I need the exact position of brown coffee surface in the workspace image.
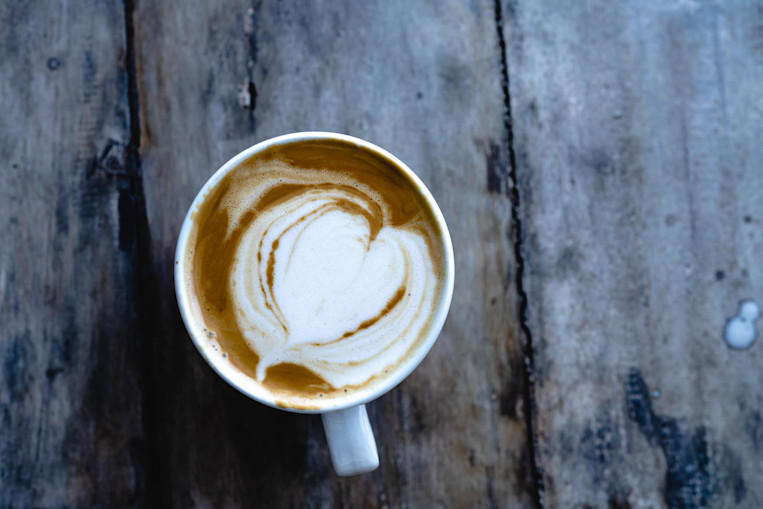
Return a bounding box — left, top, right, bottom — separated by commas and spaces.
184, 139, 446, 406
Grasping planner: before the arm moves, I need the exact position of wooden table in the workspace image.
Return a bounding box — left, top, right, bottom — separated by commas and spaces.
2, 1, 762, 507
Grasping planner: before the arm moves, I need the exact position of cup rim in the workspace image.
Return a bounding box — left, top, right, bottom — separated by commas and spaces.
174, 132, 455, 414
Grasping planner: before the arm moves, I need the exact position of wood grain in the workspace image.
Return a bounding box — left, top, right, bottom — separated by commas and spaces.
0, 1, 146, 506
503, 0, 763, 507
8, 0, 761, 506
134, 0, 533, 507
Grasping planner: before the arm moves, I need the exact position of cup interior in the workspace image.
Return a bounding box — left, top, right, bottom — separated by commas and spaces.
174, 132, 455, 414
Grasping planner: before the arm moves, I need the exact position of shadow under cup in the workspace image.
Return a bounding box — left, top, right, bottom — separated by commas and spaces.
175, 132, 454, 475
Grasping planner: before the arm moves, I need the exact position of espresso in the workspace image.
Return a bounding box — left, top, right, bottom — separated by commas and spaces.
183, 139, 446, 408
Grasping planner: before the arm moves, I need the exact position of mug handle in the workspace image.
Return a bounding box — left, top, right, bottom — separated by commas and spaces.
321, 404, 379, 476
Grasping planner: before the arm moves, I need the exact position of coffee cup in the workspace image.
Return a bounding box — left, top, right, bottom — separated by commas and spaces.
175, 132, 454, 476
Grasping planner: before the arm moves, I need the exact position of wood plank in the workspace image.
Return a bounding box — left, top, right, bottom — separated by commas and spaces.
503, 0, 763, 506
134, 0, 534, 506
0, 1, 147, 506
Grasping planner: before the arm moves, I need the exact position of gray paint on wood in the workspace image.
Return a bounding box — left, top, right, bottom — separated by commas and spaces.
134, 0, 532, 506
504, 0, 763, 507
0, 1, 146, 506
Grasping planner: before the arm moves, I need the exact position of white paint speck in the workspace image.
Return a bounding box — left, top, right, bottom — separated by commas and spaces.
725, 300, 760, 349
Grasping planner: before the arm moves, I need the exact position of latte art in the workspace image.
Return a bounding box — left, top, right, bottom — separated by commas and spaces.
185, 140, 446, 405
231, 169, 438, 388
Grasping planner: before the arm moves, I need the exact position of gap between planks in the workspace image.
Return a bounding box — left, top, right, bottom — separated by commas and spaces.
493, 0, 544, 506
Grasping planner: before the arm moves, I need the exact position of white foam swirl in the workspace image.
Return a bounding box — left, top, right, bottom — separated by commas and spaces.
229, 169, 438, 389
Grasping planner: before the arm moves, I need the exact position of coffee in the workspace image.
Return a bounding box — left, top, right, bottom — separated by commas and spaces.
181, 139, 447, 408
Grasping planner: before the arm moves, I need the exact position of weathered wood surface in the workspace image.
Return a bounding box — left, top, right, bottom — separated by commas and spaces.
133, 0, 533, 507
0, 1, 146, 507
504, 0, 763, 507
4, 0, 763, 507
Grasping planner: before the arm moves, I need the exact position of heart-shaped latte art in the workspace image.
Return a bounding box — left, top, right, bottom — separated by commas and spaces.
229, 172, 438, 389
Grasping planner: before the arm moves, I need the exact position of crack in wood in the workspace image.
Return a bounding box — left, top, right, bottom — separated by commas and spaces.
122, 0, 163, 506
244, 3, 260, 123
493, 0, 544, 506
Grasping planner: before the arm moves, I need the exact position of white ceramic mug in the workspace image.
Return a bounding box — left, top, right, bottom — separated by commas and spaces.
174, 132, 454, 476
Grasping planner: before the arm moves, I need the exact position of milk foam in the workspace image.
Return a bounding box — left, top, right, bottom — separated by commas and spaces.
225, 161, 439, 389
